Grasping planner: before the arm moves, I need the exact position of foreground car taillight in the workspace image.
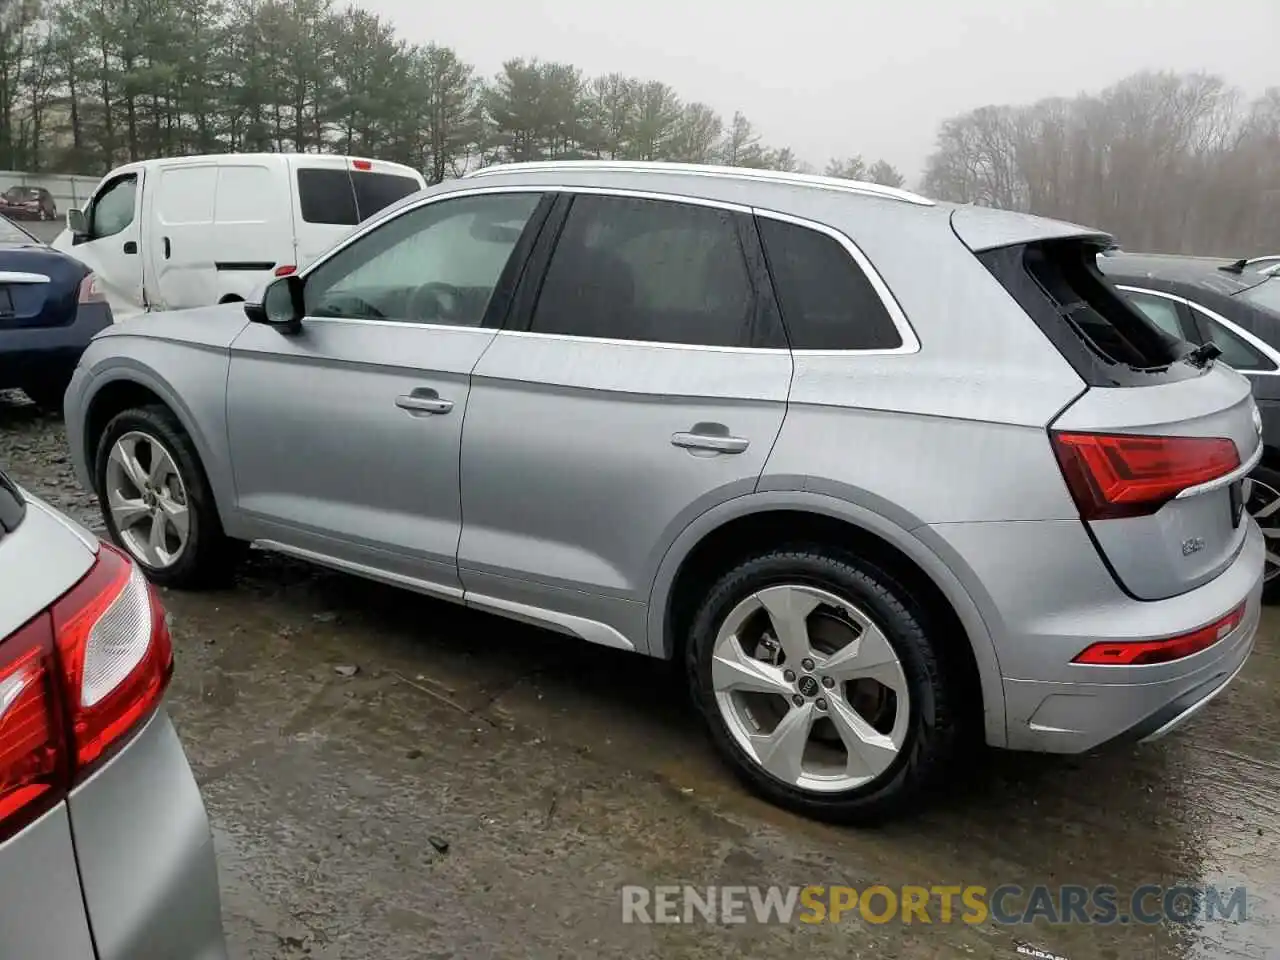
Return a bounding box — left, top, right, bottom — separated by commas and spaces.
1073, 602, 1246, 665
1051, 431, 1240, 521
77, 272, 106, 305
0, 543, 172, 842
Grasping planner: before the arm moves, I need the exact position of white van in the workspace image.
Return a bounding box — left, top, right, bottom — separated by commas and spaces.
51, 153, 426, 319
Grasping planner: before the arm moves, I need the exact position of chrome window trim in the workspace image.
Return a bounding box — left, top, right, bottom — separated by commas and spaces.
463, 160, 935, 207
296, 183, 920, 357
1116, 284, 1280, 376
0, 271, 51, 284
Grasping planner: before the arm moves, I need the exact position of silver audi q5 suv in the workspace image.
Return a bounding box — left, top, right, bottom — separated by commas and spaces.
64, 161, 1264, 822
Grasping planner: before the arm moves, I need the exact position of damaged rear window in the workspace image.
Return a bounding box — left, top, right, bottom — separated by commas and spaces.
979, 239, 1201, 386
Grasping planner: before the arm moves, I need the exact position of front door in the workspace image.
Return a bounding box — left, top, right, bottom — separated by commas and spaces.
57, 168, 146, 319
458, 192, 792, 647
226, 190, 548, 595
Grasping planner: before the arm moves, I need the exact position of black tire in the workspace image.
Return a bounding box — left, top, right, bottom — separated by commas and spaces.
685, 547, 960, 824
21, 373, 71, 412
1248, 464, 1280, 605
94, 404, 240, 588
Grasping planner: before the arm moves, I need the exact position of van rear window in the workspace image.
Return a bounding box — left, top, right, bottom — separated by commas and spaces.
352, 172, 420, 220
978, 239, 1201, 386
297, 168, 421, 226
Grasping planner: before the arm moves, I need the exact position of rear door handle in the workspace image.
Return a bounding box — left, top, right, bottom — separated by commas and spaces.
163, 237, 171, 260
396, 389, 454, 415
671, 429, 750, 455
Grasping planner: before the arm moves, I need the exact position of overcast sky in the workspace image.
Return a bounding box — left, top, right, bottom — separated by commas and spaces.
361, 0, 1279, 182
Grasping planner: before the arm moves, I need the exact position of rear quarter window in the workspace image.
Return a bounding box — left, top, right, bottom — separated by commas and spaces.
758, 217, 902, 350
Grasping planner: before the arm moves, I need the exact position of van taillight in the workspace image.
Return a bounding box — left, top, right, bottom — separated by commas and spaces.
0, 543, 172, 841
1051, 431, 1240, 521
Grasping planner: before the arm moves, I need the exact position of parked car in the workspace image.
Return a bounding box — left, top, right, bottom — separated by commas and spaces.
63, 161, 1264, 823
1099, 252, 1280, 598
1, 213, 113, 409
0, 469, 227, 959
51, 153, 426, 321
0, 185, 57, 221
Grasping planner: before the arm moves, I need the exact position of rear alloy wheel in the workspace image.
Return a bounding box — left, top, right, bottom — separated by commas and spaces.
687, 548, 959, 823
1245, 465, 1280, 603
95, 405, 239, 588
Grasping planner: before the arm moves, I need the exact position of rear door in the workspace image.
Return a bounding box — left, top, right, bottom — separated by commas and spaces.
967, 228, 1262, 601
458, 191, 791, 638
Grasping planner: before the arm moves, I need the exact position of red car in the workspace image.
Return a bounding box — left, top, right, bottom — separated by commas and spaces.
0, 186, 58, 222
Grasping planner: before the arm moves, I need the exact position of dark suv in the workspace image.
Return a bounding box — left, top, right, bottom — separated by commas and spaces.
0, 186, 57, 222
1100, 252, 1280, 597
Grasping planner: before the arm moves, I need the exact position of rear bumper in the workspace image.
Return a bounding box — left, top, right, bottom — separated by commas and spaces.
68, 708, 228, 960
0, 301, 113, 387
928, 515, 1264, 753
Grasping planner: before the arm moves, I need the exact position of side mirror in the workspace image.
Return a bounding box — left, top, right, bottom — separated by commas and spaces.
244, 275, 304, 335
67, 208, 88, 242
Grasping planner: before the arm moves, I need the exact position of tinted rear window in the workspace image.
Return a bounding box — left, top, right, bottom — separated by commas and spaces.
297, 168, 421, 226
297, 168, 359, 225
979, 240, 1200, 387
758, 217, 902, 350
352, 172, 420, 221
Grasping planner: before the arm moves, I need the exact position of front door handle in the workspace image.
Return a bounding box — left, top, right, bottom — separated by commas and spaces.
396, 389, 453, 416
671, 426, 750, 455
123, 240, 137, 255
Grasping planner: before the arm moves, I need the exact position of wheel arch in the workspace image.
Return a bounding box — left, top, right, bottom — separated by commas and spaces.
79, 366, 235, 527
646, 491, 1008, 746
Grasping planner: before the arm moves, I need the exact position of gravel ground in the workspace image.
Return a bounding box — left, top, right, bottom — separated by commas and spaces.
2, 389, 1277, 960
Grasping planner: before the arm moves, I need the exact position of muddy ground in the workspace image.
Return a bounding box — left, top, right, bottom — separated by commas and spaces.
2, 391, 1277, 960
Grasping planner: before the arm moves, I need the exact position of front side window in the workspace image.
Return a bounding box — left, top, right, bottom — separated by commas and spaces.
758, 217, 902, 350
529, 195, 756, 348
303, 192, 541, 327
90, 175, 138, 239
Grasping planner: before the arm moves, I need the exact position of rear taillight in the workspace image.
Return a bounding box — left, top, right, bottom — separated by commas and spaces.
0, 543, 172, 841
77, 272, 106, 305
1073, 602, 1245, 665
1051, 431, 1240, 521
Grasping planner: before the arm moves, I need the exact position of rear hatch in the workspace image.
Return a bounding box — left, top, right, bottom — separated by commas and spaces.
956, 208, 1261, 601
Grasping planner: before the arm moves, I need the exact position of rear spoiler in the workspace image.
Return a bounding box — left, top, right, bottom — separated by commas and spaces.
950, 206, 1110, 254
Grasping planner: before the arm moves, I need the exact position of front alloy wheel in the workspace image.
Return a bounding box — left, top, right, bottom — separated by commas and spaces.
105, 431, 191, 569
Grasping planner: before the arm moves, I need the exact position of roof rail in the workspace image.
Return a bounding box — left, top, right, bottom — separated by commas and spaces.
464, 160, 935, 207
